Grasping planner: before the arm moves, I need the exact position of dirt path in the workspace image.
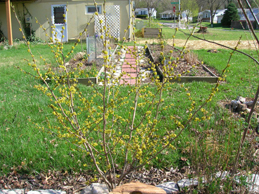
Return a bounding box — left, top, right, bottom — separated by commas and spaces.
137, 39, 259, 50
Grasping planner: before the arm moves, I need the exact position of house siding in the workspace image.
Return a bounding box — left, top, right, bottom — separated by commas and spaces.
0, 0, 133, 41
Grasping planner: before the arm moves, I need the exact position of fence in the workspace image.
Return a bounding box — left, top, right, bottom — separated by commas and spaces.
86, 35, 104, 62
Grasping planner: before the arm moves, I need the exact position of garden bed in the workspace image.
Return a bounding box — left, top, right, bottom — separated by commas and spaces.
45, 45, 118, 86
146, 44, 219, 83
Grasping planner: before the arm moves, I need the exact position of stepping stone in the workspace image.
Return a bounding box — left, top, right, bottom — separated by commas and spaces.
122, 68, 138, 73
122, 65, 137, 68
125, 54, 134, 58
127, 73, 138, 77
127, 46, 135, 49
121, 75, 131, 78
124, 59, 136, 62
120, 79, 136, 85
123, 61, 136, 65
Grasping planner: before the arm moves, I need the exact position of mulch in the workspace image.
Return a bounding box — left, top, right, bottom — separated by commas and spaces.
0, 167, 187, 193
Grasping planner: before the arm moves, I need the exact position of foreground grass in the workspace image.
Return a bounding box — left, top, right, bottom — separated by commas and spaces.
0, 43, 258, 177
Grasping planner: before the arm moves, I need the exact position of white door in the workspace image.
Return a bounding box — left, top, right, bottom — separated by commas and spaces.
51, 5, 68, 42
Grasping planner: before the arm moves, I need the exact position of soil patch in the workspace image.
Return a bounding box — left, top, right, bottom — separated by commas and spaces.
0, 167, 186, 193
148, 44, 219, 77
138, 39, 258, 50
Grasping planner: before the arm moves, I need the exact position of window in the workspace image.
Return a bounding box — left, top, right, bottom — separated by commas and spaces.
54, 7, 65, 24
86, 5, 102, 14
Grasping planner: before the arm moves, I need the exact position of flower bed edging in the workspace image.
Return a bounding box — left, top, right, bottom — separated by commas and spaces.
146, 45, 219, 83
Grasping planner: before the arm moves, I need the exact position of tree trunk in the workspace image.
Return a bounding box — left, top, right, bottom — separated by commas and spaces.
210, 11, 214, 28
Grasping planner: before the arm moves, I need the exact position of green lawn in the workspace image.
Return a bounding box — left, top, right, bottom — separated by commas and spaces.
135, 18, 259, 40
0, 42, 258, 188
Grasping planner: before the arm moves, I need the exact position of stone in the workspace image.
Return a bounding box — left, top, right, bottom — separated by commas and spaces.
0, 189, 25, 194
236, 96, 246, 103
237, 103, 247, 112
91, 183, 109, 194
215, 171, 229, 179
156, 182, 179, 194
177, 178, 198, 189
27, 190, 66, 194
80, 183, 109, 194
247, 174, 259, 192
110, 181, 166, 194
79, 186, 92, 194
231, 100, 239, 111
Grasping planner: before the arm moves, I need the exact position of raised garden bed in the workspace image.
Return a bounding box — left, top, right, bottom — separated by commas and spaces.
146, 44, 219, 83
143, 28, 162, 38
45, 45, 118, 86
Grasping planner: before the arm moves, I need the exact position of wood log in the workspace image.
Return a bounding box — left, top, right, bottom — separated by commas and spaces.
109, 181, 166, 194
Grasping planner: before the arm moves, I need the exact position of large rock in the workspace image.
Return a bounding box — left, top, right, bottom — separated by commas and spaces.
109, 181, 166, 194
80, 183, 109, 194
28, 190, 65, 194
177, 178, 198, 189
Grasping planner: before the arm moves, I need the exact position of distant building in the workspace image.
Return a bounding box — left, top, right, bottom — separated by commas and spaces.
198, 9, 226, 23
159, 10, 174, 19
159, 10, 192, 21
135, 8, 157, 18
232, 8, 259, 29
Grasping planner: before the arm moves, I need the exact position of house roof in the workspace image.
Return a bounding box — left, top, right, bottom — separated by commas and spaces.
159, 10, 173, 15
215, 9, 226, 16
135, 8, 156, 12
238, 8, 259, 21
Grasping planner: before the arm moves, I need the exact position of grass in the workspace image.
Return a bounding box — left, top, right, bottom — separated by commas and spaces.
0, 41, 258, 190
135, 18, 259, 40
161, 26, 259, 40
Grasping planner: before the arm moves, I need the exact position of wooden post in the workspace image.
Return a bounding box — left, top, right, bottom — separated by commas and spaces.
6, 0, 13, 46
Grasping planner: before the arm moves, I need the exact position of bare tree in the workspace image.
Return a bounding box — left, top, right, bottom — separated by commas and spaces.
181, 0, 199, 22
134, 0, 162, 17
197, 0, 224, 27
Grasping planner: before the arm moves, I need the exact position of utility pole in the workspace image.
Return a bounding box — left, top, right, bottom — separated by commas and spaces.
5, 0, 13, 46
179, 0, 181, 28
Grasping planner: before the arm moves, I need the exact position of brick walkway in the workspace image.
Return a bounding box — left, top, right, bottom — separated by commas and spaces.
120, 46, 139, 85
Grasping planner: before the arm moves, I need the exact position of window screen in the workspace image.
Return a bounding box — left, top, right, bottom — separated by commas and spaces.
54, 7, 65, 24
86, 6, 102, 14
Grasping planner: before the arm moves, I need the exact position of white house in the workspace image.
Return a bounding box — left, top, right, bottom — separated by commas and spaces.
159, 10, 174, 19
135, 8, 157, 18
181, 10, 193, 22
198, 10, 210, 22
215, 9, 226, 23
159, 10, 192, 21
198, 9, 226, 23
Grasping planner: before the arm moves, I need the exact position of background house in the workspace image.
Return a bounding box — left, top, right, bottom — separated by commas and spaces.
159, 10, 192, 21
198, 9, 226, 23
135, 8, 157, 18
159, 10, 174, 19
232, 8, 259, 29
198, 10, 211, 22
215, 9, 226, 23
181, 10, 193, 22
0, 0, 134, 43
